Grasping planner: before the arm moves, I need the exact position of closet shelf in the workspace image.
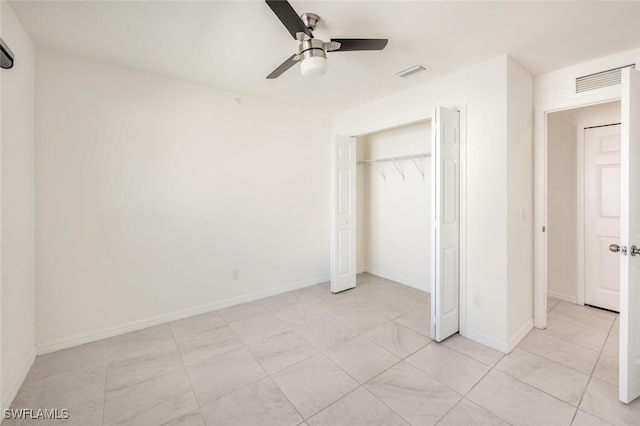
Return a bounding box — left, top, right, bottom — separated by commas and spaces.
357, 153, 431, 181
356, 153, 431, 165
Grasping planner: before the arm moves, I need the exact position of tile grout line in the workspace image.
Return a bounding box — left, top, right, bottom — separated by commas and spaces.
210, 309, 309, 423
514, 332, 601, 376
434, 356, 513, 426
548, 316, 614, 338
491, 359, 582, 417
100, 338, 110, 426
264, 308, 377, 421
570, 310, 620, 425
338, 350, 423, 425
355, 333, 510, 426
545, 319, 611, 351
549, 305, 582, 426
102, 326, 203, 424
437, 338, 503, 369
274, 284, 435, 423
299, 384, 365, 422
333, 323, 458, 426
245, 333, 307, 423
519, 299, 621, 425
167, 322, 207, 425
514, 345, 596, 378
548, 305, 615, 332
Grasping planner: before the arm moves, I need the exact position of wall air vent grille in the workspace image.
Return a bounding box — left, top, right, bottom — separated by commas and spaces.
575, 64, 635, 93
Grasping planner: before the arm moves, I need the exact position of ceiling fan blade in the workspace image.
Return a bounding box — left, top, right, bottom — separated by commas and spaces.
266, 0, 313, 40
329, 38, 388, 52
267, 54, 300, 79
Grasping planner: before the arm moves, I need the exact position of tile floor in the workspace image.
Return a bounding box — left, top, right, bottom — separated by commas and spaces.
6, 274, 640, 425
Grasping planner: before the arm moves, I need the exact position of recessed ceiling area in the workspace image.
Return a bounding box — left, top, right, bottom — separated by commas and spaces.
8, 0, 640, 111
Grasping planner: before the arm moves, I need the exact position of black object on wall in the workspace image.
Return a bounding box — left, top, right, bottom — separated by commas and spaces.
1, 37, 15, 69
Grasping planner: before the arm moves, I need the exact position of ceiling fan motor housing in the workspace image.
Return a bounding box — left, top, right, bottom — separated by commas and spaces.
299, 38, 327, 61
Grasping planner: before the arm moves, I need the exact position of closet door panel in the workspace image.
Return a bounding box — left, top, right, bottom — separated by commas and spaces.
332, 136, 356, 293
432, 107, 460, 342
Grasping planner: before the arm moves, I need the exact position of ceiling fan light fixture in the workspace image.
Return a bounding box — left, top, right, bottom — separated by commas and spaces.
299, 38, 327, 78
300, 55, 327, 78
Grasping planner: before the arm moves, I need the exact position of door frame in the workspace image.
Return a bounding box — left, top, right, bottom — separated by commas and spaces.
576, 120, 622, 307
331, 104, 468, 335
534, 92, 621, 329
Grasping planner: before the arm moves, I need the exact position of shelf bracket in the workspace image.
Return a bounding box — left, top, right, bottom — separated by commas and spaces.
391, 159, 405, 181
372, 160, 386, 182
411, 158, 425, 180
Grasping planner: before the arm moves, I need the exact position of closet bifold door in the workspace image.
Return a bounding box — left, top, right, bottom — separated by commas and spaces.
331, 135, 357, 293
431, 106, 460, 342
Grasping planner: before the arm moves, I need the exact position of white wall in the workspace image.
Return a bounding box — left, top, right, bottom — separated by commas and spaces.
535, 49, 640, 112
335, 54, 533, 353
546, 110, 577, 302
547, 101, 620, 302
34, 48, 331, 351
0, 0, 36, 412
357, 121, 431, 291
506, 57, 534, 348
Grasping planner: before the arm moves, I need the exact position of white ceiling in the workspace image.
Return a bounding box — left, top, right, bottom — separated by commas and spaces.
8, 0, 640, 112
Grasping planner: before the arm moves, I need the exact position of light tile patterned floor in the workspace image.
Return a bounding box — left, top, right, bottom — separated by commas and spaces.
6, 274, 640, 425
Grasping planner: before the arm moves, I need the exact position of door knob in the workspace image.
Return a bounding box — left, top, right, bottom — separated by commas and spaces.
631, 245, 640, 256
609, 244, 620, 253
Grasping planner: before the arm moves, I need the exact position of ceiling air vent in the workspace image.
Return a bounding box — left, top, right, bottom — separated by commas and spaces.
396, 64, 429, 78
575, 64, 636, 93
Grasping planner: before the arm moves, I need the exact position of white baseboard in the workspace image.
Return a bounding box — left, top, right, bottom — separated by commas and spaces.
547, 290, 577, 304
2, 347, 36, 416
507, 319, 534, 353
462, 328, 509, 354
35, 275, 330, 355
356, 266, 367, 274
462, 318, 534, 355
364, 267, 429, 292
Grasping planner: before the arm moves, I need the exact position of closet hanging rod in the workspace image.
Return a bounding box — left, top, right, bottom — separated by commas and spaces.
356, 153, 431, 165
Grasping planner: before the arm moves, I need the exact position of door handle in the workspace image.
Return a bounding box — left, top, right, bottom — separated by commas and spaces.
610, 244, 635, 256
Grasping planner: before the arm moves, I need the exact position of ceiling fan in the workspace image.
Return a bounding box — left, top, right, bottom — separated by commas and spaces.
265, 0, 388, 79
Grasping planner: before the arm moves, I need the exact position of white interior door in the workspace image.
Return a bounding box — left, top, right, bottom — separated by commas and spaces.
619, 67, 640, 404
431, 106, 460, 342
331, 135, 356, 293
584, 124, 621, 312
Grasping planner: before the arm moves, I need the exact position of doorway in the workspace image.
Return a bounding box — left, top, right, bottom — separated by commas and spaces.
545, 101, 621, 311
536, 66, 640, 405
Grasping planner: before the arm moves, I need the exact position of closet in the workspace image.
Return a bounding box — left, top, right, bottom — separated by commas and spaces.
332, 106, 460, 342
355, 120, 432, 292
